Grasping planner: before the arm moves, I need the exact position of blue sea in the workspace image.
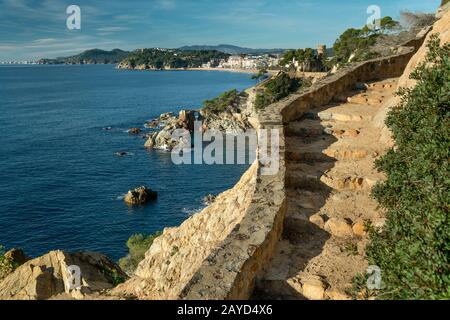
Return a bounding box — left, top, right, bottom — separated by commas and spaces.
0, 65, 256, 261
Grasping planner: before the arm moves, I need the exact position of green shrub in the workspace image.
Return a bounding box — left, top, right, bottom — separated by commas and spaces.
255, 73, 301, 110
119, 231, 162, 275
365, 35, 449, 299
0, 245, 17, 282
203, 89, 247, 114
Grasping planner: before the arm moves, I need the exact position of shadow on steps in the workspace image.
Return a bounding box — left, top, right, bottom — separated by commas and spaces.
252, 110, 338, 300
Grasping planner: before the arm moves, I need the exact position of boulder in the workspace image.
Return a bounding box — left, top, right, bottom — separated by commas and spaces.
128, 128, 141, 135
325, 218, 354, 238
159, 112, 175, 121
302, 276, 326, 300
352, 222, 367, 237
0, 251, 127, 300
145, 120, 160, 129
179, 110, 196, 132
124, 186, 158, 205
144, 132, 157, 149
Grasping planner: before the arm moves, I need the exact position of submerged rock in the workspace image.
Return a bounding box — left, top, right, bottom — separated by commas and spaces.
114, 151, 132, 157
124, 186, 158, 205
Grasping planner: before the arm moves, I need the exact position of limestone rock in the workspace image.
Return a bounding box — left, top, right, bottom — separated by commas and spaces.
178, 110, 196, 132
144, 132, 157, 149
0, 251, 127, 300
325, 218, 353, 238
124, 186, 158, 205
309, 214, 325, 229
302, 276, 326, 300
352, 222, 367, 237
326, 290, 351, 300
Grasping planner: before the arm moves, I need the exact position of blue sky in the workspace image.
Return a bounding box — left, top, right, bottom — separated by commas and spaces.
0, 0, 441, 60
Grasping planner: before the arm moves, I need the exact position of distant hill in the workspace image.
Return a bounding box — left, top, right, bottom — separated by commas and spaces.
117, 49, 230, 70
178, 44, 286, 55
39, 49, 130, 65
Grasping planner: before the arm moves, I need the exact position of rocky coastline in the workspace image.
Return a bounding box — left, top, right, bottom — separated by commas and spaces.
142, 88, 259, 152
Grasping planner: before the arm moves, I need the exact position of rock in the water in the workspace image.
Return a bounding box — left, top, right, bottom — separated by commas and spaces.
128, 128, 141, 135
114, 151, 133, 157
202, 194, 216, 206
0, 251, 127, 300
179, 110, 196, 132
144, 132, 157, 149
124, 186, 158, 205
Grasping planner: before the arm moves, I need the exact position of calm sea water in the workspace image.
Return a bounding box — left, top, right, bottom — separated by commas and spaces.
0, 65, 256, 261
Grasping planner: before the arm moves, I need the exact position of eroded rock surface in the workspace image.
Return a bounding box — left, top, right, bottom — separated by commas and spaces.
0, 251, 127, 300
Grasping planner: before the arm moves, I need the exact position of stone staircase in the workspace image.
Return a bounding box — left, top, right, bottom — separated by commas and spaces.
253, 78, 398, 300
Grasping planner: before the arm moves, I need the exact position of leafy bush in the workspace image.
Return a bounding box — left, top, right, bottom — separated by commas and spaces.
0, 245, 17, 282
255, 73, 301, 110
203, 89, 244, 114
119, 231, 163, 276
279, 48, 317, 67
365, 35, 449, 299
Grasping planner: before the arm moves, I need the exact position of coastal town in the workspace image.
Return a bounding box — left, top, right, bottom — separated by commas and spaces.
0, 45, 330, 74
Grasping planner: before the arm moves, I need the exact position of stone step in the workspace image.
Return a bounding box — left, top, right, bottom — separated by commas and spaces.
287, 168, 380, 192
286, 133, 380, 163
287, 146, 371, 163
347, 93, 385, 106
320, 174, 380, 191
366, 78, 398, 90
285, 119, 361, 139
286, 170, 327, 191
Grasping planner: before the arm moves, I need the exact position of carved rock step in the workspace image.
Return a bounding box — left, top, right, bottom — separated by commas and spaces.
321, 174, 380, 191
366, 78, 398, 90
286, 170, 327, 191
316, 103, 379, 122
253, 241, 304, 300
347, 94, 385, 106
286, 134, 380, 162
286, 119, 361, 139
287, 170, 380, 193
